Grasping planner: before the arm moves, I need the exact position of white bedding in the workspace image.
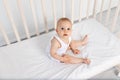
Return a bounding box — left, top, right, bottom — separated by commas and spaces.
0, 19, 120, 79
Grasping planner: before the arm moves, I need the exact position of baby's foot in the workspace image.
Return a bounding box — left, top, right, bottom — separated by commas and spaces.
72, 49, 80, 54
82, 35, 88, 46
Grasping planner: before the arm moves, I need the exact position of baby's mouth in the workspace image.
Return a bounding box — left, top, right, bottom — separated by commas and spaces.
63, 34, 68, 36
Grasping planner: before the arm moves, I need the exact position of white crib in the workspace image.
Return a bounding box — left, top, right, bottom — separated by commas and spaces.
0, 0, 120, 79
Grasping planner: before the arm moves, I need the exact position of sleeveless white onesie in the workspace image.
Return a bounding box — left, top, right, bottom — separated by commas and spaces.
46, 34, 71, 62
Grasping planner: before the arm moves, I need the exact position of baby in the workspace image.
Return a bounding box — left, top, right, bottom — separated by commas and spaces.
47, 17, 90, 64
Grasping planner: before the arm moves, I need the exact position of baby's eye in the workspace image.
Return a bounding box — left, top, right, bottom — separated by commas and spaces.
61, 28, 64, 30
67, 28, 71, 30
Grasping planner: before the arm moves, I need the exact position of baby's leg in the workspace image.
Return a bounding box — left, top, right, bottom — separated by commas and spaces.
69, 56, 84, 64
70, 41, 81, 54
63, 54, 90, 64
82, 35, 88, 46
70, 40, 82, 48
69, 56, 90, 64
71, 35, 88, 47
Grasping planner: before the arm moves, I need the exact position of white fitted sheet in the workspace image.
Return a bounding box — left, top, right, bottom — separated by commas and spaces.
0, 19, 120, 79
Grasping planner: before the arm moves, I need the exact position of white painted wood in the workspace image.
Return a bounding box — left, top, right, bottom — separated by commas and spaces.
52, 0, 57, 29
106, 0, 112, 25
79, 0, 82, 22
0, 22, 10, 45
99, 0, 104, 22
63, 0, 65, 17
111, 0, 120, 32
86, 0, 90, 19
93, 0, 97, 18
41, 0, 48, 33
3, 0, 21, 42
71, 0, 74, 23
30, 0, 39, 35
17, 0, 30, 38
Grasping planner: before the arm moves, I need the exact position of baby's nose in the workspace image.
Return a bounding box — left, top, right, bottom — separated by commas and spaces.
64, 29, 68, 32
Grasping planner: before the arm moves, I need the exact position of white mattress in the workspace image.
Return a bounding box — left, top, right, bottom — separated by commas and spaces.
0, 19, 120, 79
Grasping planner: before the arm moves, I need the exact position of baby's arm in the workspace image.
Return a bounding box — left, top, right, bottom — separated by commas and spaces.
50, 37, 64, 62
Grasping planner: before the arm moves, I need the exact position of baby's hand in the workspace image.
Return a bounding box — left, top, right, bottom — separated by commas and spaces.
83, 58, 91, 64
72, 49, 80, 54
82, 35, 88, 46
61, 54, 70, 63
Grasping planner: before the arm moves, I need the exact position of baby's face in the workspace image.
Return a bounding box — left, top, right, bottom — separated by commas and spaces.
56, 21, 72, 39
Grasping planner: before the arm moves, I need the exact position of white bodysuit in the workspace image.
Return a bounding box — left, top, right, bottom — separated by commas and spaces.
46, 34, 71, 62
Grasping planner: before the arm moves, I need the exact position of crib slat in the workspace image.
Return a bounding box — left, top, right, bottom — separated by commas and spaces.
106, 0, 112, 26
41, 0, 48, 33
62, 0, 65, 17
0, 23, 10, 45
3, 0, 21, 42
79, 0, 82, 22
111, 0, 120, 32
52, 0, 57, 29
17, 0, 30, 39
93, 0, 97, 18
30, 0, 39, 36
86, 0, 90, 19
71, 0, 74, 23
99, 0, 104, 22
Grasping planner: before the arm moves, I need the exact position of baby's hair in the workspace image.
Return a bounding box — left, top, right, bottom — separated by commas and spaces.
57, 17, 72, 28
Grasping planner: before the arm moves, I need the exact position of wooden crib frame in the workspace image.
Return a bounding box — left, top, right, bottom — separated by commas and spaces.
0, 0, 120, 47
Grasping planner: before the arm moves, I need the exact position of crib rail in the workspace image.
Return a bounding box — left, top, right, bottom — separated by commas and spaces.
3, 0, 21, 42
0, 0, 120, 47
17, 0, 30, 39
